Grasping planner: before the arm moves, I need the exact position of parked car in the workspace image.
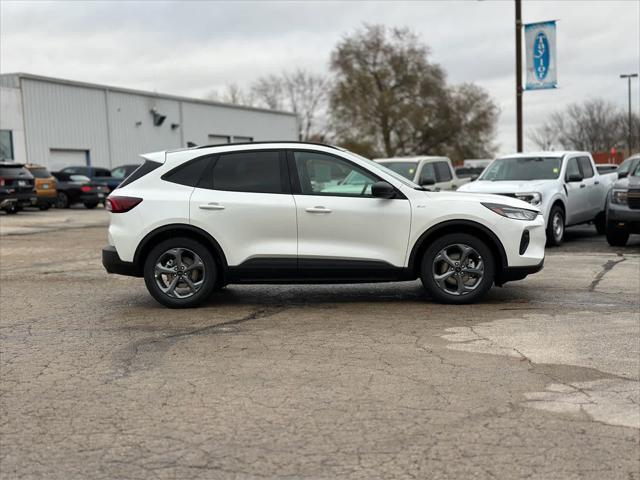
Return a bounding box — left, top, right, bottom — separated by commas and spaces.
458, 152, 618, 246
595, 164, 618, 174
110, 164, 141, 184
60, 166, 120, 191
455, 166, 485, 181
605, 162, 640, 246
616, 155, 640, 179
25, 164, 57, 210
374, 156, 471, 191
0, 162, 37, 214
51, 171, 109, 208
102, 142, 546, 308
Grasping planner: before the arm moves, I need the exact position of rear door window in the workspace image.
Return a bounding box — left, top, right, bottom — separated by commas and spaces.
434, 161, 453, 182
578, 157, 594, 178
213, 150, 286, 194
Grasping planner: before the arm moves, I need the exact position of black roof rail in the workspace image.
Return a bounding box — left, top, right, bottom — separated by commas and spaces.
194, 141, 341, 150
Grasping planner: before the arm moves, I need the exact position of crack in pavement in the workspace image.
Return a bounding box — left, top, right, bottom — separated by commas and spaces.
589, 255, 626, 292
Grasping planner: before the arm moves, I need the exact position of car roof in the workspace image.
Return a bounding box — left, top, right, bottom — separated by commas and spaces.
497, 151, 587, 159
164, 141, 342, 154
374, 156, 449, 163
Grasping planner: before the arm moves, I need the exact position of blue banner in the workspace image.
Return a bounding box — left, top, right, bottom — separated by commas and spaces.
525, 20, 557, 90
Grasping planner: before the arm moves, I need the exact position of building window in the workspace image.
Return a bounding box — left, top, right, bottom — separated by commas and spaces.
0, 130, 14, 160
208, 134, 230, 145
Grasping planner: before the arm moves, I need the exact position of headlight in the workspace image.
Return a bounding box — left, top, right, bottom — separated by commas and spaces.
611, 189, 628, 205
482, 202, 539, 221
515, 192, 542, 206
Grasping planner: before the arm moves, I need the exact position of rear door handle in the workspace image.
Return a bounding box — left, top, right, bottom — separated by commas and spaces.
305, 206, 332, 214
594, 180, 600, 185
580, 184, 586, 188
199, 202, 225, 210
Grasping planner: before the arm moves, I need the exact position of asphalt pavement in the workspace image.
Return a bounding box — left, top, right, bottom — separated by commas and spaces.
1, 208, 638, 480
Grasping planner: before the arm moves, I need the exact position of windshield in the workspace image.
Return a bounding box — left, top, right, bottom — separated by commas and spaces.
480, 157, 562, 181
633, 163, 640, 177
618, 157, 639, 176
340, 150, 421, 189
378, 162, 419, 181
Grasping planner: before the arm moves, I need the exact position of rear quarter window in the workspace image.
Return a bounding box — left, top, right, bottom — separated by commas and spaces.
161, 156, 211, 188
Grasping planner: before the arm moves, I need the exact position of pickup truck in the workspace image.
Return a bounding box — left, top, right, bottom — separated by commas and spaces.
374, 156, 470, 191
457, 151, 618, 246
605, 155, 640, 246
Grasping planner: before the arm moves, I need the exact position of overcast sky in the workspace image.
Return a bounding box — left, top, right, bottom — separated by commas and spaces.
1, 0, 638, 154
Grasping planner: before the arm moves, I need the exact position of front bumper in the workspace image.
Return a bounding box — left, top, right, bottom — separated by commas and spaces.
102, 245, 142, 277
607, 203, 640, 233
496, 259, 544, 286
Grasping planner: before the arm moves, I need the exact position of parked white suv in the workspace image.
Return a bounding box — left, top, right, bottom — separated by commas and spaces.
102, 142, 546, 308
375, 156, 470, 191
458, 152, 618, 245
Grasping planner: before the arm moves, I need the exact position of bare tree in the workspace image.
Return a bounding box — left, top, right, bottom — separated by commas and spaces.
528, 123, 558, 150
206, 83, 254, 106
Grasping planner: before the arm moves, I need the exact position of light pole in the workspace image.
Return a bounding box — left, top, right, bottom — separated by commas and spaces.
515, 0, 523, 152
620, 73, 638, 155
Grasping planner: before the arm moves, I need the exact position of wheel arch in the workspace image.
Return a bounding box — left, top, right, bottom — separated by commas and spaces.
133, 224, 228, 279
408, 220, 508, 276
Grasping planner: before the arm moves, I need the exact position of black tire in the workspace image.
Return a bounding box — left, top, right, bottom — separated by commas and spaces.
594, 211, 606, 235
546, 205, 565, 247
143, 237, 218, 308
606, 222, 629, 247
3, 205, 19, 214
39, 203, 50, 211
84, 202, 98, 209
420, 233, 495, 304
56, 192, 69, 209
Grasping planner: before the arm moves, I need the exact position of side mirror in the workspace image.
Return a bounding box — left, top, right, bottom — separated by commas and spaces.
420, 178, 436, 186
371, 181, 396, 199
618, 171, 628, 179
566, 173, 583, 183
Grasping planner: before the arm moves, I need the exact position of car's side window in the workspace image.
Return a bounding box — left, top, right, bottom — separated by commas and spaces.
565, 158, 581, 180
419, 163, 436, 184
111, 167, 126, 179
578, 157, 594, 178
162, 155, 212, 187
213, 150, 285, 194
293, 151, 379, 197
434, 162, 452, 182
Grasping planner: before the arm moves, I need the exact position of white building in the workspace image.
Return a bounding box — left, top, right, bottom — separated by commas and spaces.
0, 73, 298, 170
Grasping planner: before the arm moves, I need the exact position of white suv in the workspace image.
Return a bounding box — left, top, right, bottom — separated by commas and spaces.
102, 142, 546, 308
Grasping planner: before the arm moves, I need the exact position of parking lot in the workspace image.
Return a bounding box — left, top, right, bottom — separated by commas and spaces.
1, 208, 639, 480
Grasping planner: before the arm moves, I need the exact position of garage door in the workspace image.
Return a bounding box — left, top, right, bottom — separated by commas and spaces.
49, 149, 89, 171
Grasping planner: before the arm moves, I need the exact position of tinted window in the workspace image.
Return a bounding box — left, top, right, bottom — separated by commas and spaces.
434, 162, 452, 182
30, 168, 51, 178
119, 161, 162, 188
162, 156, 211, 187
0, 165, 30, 177
213, 151, 283, 194
578, 157, 594, 178
419, 163, 436, 184
94, 168, 111, 177
565, 158, 581, 180
294, 151, 378, 197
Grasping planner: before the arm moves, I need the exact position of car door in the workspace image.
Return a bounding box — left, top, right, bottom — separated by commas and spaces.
577, 156, 601, 216
434, 161, 454, 190
564, 156, 591, 224
290, 149, 411, 276
189, 150, 298, 274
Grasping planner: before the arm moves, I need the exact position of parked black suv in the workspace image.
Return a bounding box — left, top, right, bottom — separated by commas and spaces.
0, 162, 37, 214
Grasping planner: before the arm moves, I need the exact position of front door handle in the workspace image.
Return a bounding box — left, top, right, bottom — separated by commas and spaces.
594, 180, 600, 185
199, 202, 225, 210
580, 184, 586, 188
305, 206, 332, 214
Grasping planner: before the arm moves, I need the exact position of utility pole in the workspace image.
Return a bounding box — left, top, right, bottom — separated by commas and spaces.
620, 73, 638, 155
515, 0, 523, 152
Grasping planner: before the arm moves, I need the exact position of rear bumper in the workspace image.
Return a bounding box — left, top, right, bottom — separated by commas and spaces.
496, 259, 544, 286
102, 245, 141, 277
0, 192, 37, 209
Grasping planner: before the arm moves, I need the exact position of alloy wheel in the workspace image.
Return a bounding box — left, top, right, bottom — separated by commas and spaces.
154, 248, 205, 299
552, 212, 564, 242
432, 243, 484, 296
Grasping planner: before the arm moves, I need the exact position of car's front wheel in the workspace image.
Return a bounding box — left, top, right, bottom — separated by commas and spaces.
606, 222, 629, 247
56, 192, 69, 209
420, 233, 495, 304
143, 237, 218, 308
546, 205, 564, 246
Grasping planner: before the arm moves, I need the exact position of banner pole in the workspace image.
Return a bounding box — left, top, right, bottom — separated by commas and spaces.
515, 0, 523, 152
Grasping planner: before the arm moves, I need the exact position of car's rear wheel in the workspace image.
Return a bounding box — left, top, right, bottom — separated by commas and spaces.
56, 192, 69, 209
84, 202, 98, 209
143, 237, 217, 308
3, 205, 19, 214
39, 203, 50, 211
606, 222, 629, 247
546, 205, 564, 246
420, 233, 495, 304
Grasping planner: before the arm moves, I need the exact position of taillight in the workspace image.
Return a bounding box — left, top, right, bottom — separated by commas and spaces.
81, 185, 92, 193
0, 177, 4, 187
106, 196, 142, 213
